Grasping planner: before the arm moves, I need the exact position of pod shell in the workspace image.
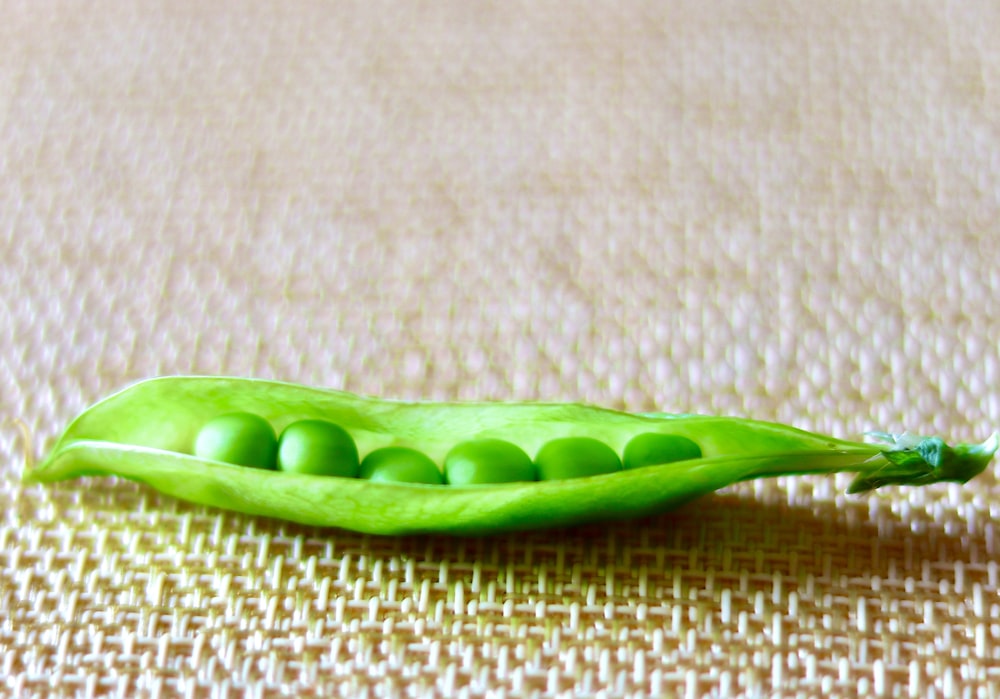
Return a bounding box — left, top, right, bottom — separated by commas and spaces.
24, 376, 938, 535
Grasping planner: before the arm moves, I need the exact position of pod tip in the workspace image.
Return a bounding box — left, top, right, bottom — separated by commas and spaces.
4, 417, 36, 479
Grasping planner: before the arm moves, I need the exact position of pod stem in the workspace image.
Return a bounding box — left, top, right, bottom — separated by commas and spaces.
846, 433, 999, 494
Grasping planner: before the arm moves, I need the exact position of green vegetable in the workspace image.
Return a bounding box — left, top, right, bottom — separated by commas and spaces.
193, 412, 277, 470
444, 439, 535, 484
360, 447, 443, 484
277, 419, 359, 477
534, 437, 622, 480
623, 433, 702, 470
22, 376, 998, 535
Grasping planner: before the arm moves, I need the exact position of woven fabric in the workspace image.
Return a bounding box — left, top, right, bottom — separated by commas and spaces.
3, 1, 1000, 696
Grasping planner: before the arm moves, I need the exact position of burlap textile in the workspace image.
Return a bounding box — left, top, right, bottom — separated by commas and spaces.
2, 2, 999, 696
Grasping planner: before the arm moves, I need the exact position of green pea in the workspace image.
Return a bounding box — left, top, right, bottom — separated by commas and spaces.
623, 433, 702, 470
534, 437, 622, 480
194, 412, 277, 469
444, 439, 536, 485
277, 419, 359, 477
360, 447, 443, 485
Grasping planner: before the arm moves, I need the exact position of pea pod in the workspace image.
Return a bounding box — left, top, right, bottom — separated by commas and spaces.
21, 377, 998, 535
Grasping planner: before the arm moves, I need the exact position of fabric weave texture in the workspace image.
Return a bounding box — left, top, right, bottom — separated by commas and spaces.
2, 2, 1000, 697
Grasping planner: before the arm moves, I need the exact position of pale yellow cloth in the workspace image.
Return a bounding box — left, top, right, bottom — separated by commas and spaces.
2, 2, 999, 696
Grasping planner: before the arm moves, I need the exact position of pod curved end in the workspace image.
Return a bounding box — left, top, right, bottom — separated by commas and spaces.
5, 417, 38, 482
847, 432, 998, 494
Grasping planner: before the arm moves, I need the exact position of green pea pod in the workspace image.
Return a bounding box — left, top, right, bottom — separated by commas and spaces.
21, 377, 998, 535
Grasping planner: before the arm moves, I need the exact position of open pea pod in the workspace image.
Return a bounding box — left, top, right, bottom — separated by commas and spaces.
22, 377, 998, 535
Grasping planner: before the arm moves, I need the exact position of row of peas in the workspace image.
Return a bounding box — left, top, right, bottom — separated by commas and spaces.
193, 413, 703, 485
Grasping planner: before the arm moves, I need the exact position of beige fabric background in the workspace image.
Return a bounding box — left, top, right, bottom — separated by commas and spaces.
3, 1, 1000, 697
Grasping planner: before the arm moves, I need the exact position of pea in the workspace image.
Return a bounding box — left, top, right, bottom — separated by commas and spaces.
360, 447, 444, 485
277, 419, 359, 477
444, 439, 536, 485
534, 437, 622, 480
194, 412, 277, 469
623, 433, 702, 470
